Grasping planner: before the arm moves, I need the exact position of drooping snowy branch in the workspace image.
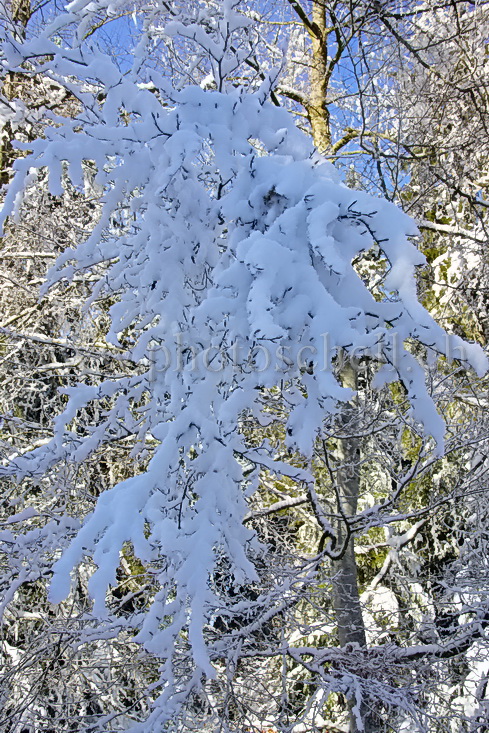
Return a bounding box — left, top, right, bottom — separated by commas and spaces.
0, 0, 487, 720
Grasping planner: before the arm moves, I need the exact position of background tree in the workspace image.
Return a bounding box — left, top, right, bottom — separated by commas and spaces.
264, 0, 489, 340
242, 3, 489, 728
0, 4, 159, 730
0, 2, 488, 733
249, 4, 489, 729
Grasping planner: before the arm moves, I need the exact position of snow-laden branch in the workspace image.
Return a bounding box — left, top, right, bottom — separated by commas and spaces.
0, 0, 487, 724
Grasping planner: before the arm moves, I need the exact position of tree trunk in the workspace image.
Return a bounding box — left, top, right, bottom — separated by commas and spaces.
331, 361, 378, 733
304, 5, 376, 726
309, 0, 331, 153
11, 0, 32, 28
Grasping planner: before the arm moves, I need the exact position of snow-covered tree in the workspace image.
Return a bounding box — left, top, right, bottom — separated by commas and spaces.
269, 0, 489, 341
0, 1, 488, 731
0, 4, 153, 729
219, 3, 489, 729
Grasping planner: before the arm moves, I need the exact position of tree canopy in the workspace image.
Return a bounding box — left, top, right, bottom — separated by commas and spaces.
1, 2, 488, 732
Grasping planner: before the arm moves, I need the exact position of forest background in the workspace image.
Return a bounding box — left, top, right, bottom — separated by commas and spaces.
0, 1, 488, 732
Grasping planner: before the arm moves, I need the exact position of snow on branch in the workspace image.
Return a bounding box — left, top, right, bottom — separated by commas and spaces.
0, 0, 487, 722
